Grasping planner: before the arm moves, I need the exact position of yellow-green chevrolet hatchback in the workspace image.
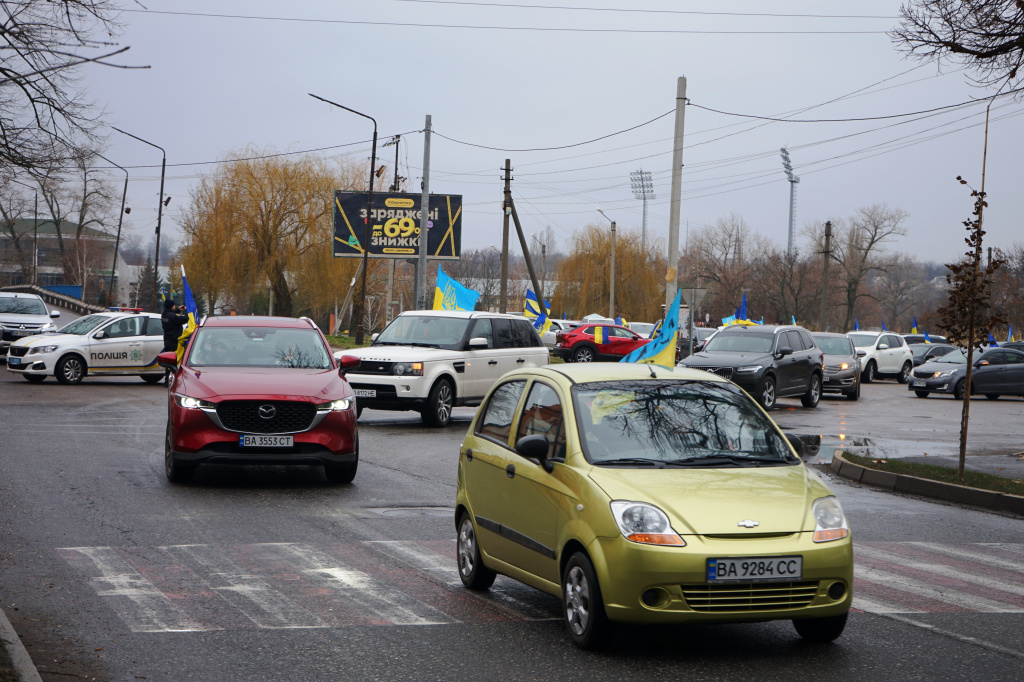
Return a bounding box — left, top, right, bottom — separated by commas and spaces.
454, 363, 853, 649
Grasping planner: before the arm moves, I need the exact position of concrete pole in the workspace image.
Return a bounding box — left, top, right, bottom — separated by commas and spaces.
500, 159, 511, 313
666, 76, 687, 307
609, 221, 616, 319
416, 115, 431, 310
819, 221, 832, 332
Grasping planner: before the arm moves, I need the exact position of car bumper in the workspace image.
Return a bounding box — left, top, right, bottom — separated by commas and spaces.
347, 374, 431, 411
587, 533, 853, 624
907, 376, 957, 394
822, 370, 857, 393
552, 346, 572, 360
5, 353, 52, 373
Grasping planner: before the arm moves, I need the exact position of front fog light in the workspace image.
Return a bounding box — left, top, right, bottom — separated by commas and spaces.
812, 496, 850, 543
610, 501, 685, 546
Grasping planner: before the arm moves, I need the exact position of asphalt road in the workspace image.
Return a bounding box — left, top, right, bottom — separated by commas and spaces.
0, 369, 1022, 681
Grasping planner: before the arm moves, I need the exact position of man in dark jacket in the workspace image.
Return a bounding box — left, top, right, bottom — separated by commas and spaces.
161, 298, 189, 353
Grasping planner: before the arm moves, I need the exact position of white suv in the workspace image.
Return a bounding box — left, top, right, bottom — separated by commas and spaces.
0, 292, 61, 362
342, 310, 549, 427
847, 331, 914, 384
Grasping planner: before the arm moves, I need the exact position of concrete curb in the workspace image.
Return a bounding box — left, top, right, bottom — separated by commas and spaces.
0, 605, 42, 682
831, 452, 1024, 516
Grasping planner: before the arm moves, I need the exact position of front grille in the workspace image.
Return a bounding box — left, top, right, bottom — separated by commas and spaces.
682, 581, 819, 612
8, 346, 28, 357
913, 370, 933, 379
216, 400, 317, 434
357, 360, 394, 375
688, 366, 733, 380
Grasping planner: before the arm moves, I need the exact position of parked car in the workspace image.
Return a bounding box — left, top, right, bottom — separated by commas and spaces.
847, 331, 914, 384
1003, 341, 1024, 353
342, 310, 549, 427
909, 347, 1024, 399
811, 332, 860, 400
909, 342, 958, 367
901, 333, 948, 345
158, 316, 361, 483
454, 363, 852, 649
678, 325, 824, 409
540, 319, 579, 349
0, 291, 61, 362
552, 323, 650, 363
691, 326, 718, 353
627, 321, 656, 338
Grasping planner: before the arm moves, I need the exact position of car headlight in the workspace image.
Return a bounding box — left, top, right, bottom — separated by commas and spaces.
41, 322, 56, 331
932, 370, 957, 378
317, 398, 352, 411
609, 501, 686, 546
840, 362, 850, 370
173, 394, 215, 409
392, 362, 423, 376
735, 365, 762, 373
811, 496, 849, 543
29, 345, 59, 354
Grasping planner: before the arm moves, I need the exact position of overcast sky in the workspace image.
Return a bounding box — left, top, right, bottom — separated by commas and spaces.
87, 0, 1023, 265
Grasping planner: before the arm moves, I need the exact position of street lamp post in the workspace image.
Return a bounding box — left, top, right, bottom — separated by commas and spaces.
113, 127, 166, 311
629, 169, 655, 255
309, 94, 378, 345
96, 153, 129, 306
596, 208, 616, 319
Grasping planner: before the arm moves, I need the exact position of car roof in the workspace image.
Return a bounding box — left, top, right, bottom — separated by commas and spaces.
719, 325, 795, 334
88, 310, 158, 319
811, 332, 850, 339
0, 292, 44, 300
202, 315, 315, 329
396, 310, 524, 320
522, 362, 731, 385
848, 330, 883, 336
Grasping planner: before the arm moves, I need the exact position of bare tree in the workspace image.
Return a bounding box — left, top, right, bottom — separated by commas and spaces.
684, 215, 769, 320
756, 248, 822, 327
0, 183, 31, 281
872, 253, 929, 326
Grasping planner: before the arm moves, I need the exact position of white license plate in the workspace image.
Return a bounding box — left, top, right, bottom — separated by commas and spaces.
707, 556, 802, 583
912, 380, 925, 387
353, 389, 376, 398
7, 357, 20, 366
239, 435, 294, 447
12, 330, 33, 336
822, 376, 830, 382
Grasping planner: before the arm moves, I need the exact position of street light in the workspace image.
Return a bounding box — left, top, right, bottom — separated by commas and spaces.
629, 169, 655, 255
309, 93, 378, 345
95, 152, 129, 306
780, 147, 800, 259
7, 178, 38, 286
595, 208, 616, 319
113, 127, 166, 311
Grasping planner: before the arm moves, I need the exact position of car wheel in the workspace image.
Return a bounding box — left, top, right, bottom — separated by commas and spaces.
954, 379, 967, 400
572, 345, 596, 363
562, 552, 613, 650
793, 612, 848, 643
164, 424, 195, 483
758, 375, 777, 409
140, 374, 163, 384
985, 394, 1000, 400
897, 361, 912, 384
801, 374, 821, 408
846, 381, 860, 401
421, 378, 454, 427
862, 361, 876, 384
457, 513, 496, 590
356, 404, 363, 419
23, 374, 45, 383
914, 390, 930, 398
55, 354, 85, 385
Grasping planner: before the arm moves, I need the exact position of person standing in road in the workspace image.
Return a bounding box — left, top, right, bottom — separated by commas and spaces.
161, 298, 190, 353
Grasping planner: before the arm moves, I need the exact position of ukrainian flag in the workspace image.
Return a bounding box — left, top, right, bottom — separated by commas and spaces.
523, 289, 552, 336
593, 326, 606, 344
433, 267, 481, 311
988, 332, 999, 348
911, 317, 919, 334
923, 330, 932, 344
176, 266, 200, 364
620, 290, 681, 368
854, 319, 860, 331
1009, 324, 1015, 343
881, 321, 888, 332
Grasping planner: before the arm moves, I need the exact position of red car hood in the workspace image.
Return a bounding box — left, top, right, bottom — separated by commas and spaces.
174, 366, 350, 402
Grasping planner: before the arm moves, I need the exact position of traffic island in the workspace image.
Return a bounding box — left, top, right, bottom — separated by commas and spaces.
831, 451, 1024, 516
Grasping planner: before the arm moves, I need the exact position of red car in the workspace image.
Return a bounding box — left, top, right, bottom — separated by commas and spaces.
158, 316, 361, 484
552, 323, 651, 362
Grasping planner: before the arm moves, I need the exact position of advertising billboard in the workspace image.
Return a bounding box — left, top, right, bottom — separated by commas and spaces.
333, 191, 462, 259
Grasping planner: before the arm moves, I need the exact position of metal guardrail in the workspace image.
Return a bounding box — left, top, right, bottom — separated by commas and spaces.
0, 284, 108, 315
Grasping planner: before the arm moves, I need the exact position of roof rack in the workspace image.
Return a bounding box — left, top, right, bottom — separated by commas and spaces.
299, 316, 319, 330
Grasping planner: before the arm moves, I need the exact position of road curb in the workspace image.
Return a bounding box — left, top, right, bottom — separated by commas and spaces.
0, 605, 42, 682
830, 452, 1024, 516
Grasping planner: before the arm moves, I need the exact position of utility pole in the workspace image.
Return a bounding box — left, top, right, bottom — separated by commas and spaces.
385, 134, 401, 322
667, 76, 687, 307
416, 116, 431, 310
819, 221, 832, 332
780, 147, 800, 259
506, 195, 545, 314
500, 159, 511, 313
609, 220, 616, 318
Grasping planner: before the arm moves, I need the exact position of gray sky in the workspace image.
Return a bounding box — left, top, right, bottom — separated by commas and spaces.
88, 0, 1024, 264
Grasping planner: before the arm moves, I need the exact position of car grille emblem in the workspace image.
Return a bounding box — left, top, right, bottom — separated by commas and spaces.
258, 405, 277, 420
737, 519, 760, 528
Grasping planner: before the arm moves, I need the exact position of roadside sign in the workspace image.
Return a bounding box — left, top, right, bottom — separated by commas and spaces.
333, 191, 463, 260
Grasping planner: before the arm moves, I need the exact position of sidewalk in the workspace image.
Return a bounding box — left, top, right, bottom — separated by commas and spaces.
0, 604, 41, 682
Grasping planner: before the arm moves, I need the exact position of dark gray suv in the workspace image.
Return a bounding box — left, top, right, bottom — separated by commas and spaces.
679, 325, 825, 409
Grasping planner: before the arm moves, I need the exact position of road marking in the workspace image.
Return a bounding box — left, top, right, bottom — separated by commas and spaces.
905, 542, 1024, 574
850, 596, 925, 614
856, 545, 1024, 599
855, 565, 1024, 613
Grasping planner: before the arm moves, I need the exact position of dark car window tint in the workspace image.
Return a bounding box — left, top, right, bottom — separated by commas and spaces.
516, 382, 566, 461
103, 316, 143, 339
816, 337, 854, 355
785, 331, 804, 351
512, 319, 540, 347
493, 318, 517, 349
983, 351, 1006, 365
471, 318, 494, 349
704, 332, 774, 354
799, 330, 815, 350
144, 317, 163, 336
1006, 350, 1024, 364
478, 380, 527, 443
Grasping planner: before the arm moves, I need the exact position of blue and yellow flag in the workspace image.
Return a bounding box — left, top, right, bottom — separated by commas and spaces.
911, 317, 919, 334
620, 289, 681, 368
923, 330, 932, 344
791, 315, 796, 325
988, 332, 999, 348
721, 314, 737, 326
854, 318, 860, 331
1009, 324, 1015, 343
881, 320, 888, 332
739, 293, 748, 322
176, 266, 199, 363
593, 326, 606, 344
523, 289, 552, 336
433, 267, 480, 311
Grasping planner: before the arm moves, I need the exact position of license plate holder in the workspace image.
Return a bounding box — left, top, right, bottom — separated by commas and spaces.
7, 357, 21, 366
353, 389, 376, 398
912, 380, 925, 387
12, 330, 33, 337
707, 556, 802, 583
239, 435, 294, 447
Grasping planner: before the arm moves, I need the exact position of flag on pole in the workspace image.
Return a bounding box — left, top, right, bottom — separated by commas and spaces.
911, 317, 919, 334
854, 319, 860, 331
620, 289, 681, 368
1009, 324, 1015, 343
881, 320, 888, 332
721, 314, 737, 326
923, 330, 932, 344
988, 332, 999, 347
176, 266, 199, 364
523, 289, 552, 336
739, 292, 747, 321
791, 315, 796, 325
433, 267, 481, 311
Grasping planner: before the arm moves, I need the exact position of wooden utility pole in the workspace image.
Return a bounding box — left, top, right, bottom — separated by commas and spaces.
500, 159, 511, 313
819, 220, 832, 332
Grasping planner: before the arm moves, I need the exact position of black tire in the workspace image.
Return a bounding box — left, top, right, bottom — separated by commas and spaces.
421, 378, 454, 427
897, 361, 913, 384
801, 374, 822, 408
140, 374, 163, 384
862, 361, 876, 384
845, 380, 860, 401
164, 424, 195, 483
563, 552, 613, 650
914, 390, 930, 398
793, 612, 848, 643
456, 513, 496, 590
572, 345, 596, 363
985, 393, 1000, 400
55, 354, 85, 385
954, 379, 967, 400
325, 435, 359, 484
356, 404, 363, 419
757, 375, 777, 409
23, 374, 45, 383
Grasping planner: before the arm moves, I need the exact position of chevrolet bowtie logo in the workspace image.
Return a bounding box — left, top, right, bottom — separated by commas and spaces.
737, 520, 760, 528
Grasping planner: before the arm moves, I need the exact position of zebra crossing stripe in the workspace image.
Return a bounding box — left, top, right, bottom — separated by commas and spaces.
856, 545, 1024, 600
904, 543, 1024, 574
855, 565, 1024, 613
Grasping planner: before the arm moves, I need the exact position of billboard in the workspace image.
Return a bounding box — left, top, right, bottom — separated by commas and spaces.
333, 191, 462, 259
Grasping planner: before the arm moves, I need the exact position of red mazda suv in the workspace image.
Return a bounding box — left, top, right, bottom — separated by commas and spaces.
158, 316, 361, 484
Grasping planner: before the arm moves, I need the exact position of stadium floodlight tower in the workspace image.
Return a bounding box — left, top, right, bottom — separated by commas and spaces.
630, 169, 655, 255
780, 147, 800, 258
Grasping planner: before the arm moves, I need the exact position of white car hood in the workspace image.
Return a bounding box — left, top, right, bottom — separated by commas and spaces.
0, 313, 54, 326
11, 332, 78, 348
344, 344, 466, 363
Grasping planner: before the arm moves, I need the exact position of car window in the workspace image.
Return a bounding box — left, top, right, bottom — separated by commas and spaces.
512, 319, 541, 347
492, 318, 516, 348
703, 332, 774, 354
888, 335, 904, 347
186, 327, 332, 369
815, 336, 854, 355
1005, 350, 1024, 364
983, 351, 1006, 365
785, 331, 805, 351
477, 380, 527, 444
58, 314, 108, 335
373, 314, 471, 350
144, 317, 164, 336
610, 327, 634, 339
103, 316, 144, 339
799, 330, 815, 350
515, 382, 566, 461
0, 296, 47, 315
470, 318, 494, 349
848, 333, 878, 348
579, 326, 595, 335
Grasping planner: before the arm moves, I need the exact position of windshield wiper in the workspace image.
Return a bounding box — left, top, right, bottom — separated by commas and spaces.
666, 455, 789, 467
594, 457, 667, 468
407, 342, 442, 348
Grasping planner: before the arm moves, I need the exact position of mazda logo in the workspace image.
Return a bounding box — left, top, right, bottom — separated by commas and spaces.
258, 405, 276, 420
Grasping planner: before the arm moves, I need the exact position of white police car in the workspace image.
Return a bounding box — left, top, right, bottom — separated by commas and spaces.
6, 311, 167, 384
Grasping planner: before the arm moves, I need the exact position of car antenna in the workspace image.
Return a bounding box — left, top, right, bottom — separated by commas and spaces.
648, 365, 657, 378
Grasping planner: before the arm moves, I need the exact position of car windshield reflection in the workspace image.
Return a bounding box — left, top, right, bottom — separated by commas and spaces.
187, 327, 332, 369
372, 314, 471, 350
702, 333, 774, 353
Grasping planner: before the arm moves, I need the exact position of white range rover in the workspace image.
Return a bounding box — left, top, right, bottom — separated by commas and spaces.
342, 310, 549, 427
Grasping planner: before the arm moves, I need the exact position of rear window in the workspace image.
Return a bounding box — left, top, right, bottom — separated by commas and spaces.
815, 336, 854, 355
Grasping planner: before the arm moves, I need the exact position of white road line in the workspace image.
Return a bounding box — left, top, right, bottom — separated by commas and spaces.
977, 543, 1024, 557
160, 545, 325, 629
852, 596, 925, 614
855, 565, 1024, 613
59, 547, 212, 633
906, 543, 1024, 574
856, 545, 1024, 600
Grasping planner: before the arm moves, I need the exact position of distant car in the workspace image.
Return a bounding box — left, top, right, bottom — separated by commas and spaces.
627, 321, 656, 338
847, 331, 914, 384
540, 319, 579, 349
552, 323, 650, 363
811, 332, 860, 400
901, 333, 948, 345
0, 291, 61, 362
691, 327, 718, 353
909, 347, 1024, 400
1003, 341, 1024, 353
909, 343, 958, 367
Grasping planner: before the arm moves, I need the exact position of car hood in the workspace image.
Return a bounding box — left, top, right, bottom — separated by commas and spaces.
11, 332, 78, 348
343, 345, 466, 363
916, 359, 965, 374
682, 351, 773, 366
587, 464, 830, 535
175, 366, 350, 401
0, 313, 53, 326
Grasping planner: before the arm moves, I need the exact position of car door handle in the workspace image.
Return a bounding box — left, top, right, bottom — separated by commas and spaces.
488, 360, 498, 365
506, 464, 515, 479
464, 448, 473, 462
516, 358, 526, 363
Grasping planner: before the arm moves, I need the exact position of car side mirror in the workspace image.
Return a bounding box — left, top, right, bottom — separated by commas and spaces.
156, 351, 178, 369
777, 346, 793, 357
877, 344, 889, 350
93, 331, 106, 339
370, 333, 379, 342
468, 336, 488, 350
50, 310, 61, 318
977, 359, 989, 366
335, 354, 360, 376
784, 433, 803, 456
515, 434, 553, 472
856, 349, 866, 357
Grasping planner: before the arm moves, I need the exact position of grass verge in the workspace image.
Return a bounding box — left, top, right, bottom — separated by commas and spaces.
324, 335, 365, 351
842, 452, 1024, 496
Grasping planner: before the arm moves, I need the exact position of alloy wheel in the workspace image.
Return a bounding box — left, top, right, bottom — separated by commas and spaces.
564, 566, 591, 636
457, 518, 476, 578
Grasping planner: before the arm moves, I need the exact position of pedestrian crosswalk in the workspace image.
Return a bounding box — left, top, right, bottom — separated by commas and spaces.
57, 541, 1024, 632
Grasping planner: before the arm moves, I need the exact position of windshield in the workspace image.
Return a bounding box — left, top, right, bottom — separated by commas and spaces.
814, 336, 853, 355
573, 380, 797, 467
935, 350, 967, 364
848, 333, 879, 348
702, 332, 774, 354
59, 315, 109, 335
630, 323, 655, 336
187, 327, 332, 369
373, 315, 471, 349
0, 297, 47, 315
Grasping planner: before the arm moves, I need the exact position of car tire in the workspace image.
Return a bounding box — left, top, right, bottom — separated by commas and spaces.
845, 381, 860, 401
456, 513, 496, 591
954, 379, 968, 400
862, 361, 876, 384
897, 361, 913, 384
164, 424, 195, 484
421, 378, 454, 427
356, 404, 363, 419
985, 394, 1000, 400
801, 374, 821, 408
55, 354, 85, 385
572, 345, 596, 363
914, 390, 929, 398
793, 612, 848, 643
562, 552, 613, 650
140, 374, 163, 384
757, 375, 777, 409
325, 436, 358, 484
23, 374, 45, 383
